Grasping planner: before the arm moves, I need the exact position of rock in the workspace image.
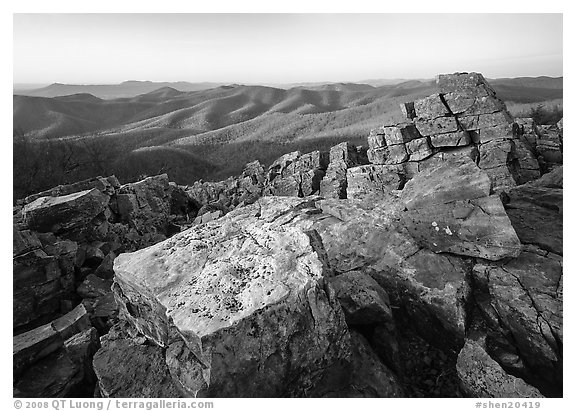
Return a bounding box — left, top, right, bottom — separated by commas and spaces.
328, 331, 404, 397
93, 335, 182, 398
23, 176, 117, 205
193, 209, 223, 225
430, 131, 471, 148
504, 183, 562, 255
13, 228, 42, 257
478, 139, 518, 192
400, 101, 416, 120
403, 195, 522, 260
52, 304, 91, 340
474, 248, 562, 396
381, 124, 421, 146
513, 141, 541, 185
476, 123, 519, 143
77, 274, 112, 299
386, 144, 409, 164
14, 323, 63, 378
414, 116, 459, 136
406, 137, 433, 161
110, 197, 351, 397
414, 94, 451, 119
459, 112, 514, 131
13, 248, 73, 328
94, 251, 117, 279
320, 161, 348, 199
314, 198, 471, 350
367, 147, 388, 165
457, 337, 543, 398
328, 271, 393, 325
329, 141, 358, 167
437, 72, 496, 97
368, 133, 386, 149
22, 188, 109, 233
400, 156, 491, 210
346, 165, 404, 200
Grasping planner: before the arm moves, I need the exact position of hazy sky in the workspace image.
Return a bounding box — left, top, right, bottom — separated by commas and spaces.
13, 14, 563, 84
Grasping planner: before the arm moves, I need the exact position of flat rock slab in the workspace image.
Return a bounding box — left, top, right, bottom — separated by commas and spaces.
22, 189, 109, 233
111, 197, 350, 397
400, 156, 491, 210
403, 195, 522, 260
457, 337, 543, 398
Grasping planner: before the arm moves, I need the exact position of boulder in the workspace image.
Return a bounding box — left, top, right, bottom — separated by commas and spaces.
23, 176, 118, 205
381, 124, 421, 146
457, 337, 543, 398
406, 137, 434, 161
473, 248, 562, 396
22, 188, 109, 233
430, 131, 471, 148
328, 271, 393, 325
108, 197, 351, 397
327, 331, 404, 398
437, 72, 496, 97
413, 94, 450, 119
414, 116, 459, 136
346, 165, 404, 200
93, 333, 182, 398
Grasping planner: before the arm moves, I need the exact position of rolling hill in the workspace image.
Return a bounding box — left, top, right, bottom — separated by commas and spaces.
13, 76, 563, 198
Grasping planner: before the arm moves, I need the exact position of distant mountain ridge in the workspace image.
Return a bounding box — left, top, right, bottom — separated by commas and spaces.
14, 80, 224, 99
14, 76, 562, 99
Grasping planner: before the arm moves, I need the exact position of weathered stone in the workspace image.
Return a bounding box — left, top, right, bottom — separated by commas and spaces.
22, 189, 109, 233
328, 331, 404, 398
13, 228, 42, 257
111, 197, 351, 397
193, 209, 223, 225
514, 141, 541, 185
475, 248, 562, 395
94, 251, 117, 279
457, 337, 544, 398
403, 195, 522, 260
478, 140, 518, 191
367, 147, 388, 165
386, 144, 408, 165
328, 271, 393, 325
16, 326, 102, 398
430, 130, 471, 148
52, 304, 92, 341
314, 199, 471, 350
413, 94, 450, 119
400, 156, 491, 210
459, 111, 513, 131
477, 123, 519, 143
368, 133, 386, 150
329, 142, 358, 167
93, 335, 183, 398
504, 182, 562, 254
346, 165, 404, 200
23, 176, 117, 205
515, 118, 537, 135
406, 137, 433, 161
437, 72, 496, 97
320, 161, 348, 199
400, 101, 416, 120
414, 116, 459, 136
77, 274, 112, 299
444, 94, 506, 116
14, 323, 63, 378
382, 124, 421, 146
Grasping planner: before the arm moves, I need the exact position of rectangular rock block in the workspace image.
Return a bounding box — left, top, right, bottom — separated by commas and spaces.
406, 137, 433, 161
367, 147, 388, 165
386, 144, 409, 165
437, 72, 496, 97
368, 134, 386, 150
400, 101, 416, 120
383, 124, 421, 146
415, 116, 459, 136
478, 123, 519, 143
430, 131, 471, 148
414, 94, 451, 119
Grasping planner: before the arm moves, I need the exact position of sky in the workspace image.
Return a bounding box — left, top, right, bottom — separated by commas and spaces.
13, 13, 563, 85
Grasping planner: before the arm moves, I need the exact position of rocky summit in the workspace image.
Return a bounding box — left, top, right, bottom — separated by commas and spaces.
13, 72, 562, 398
